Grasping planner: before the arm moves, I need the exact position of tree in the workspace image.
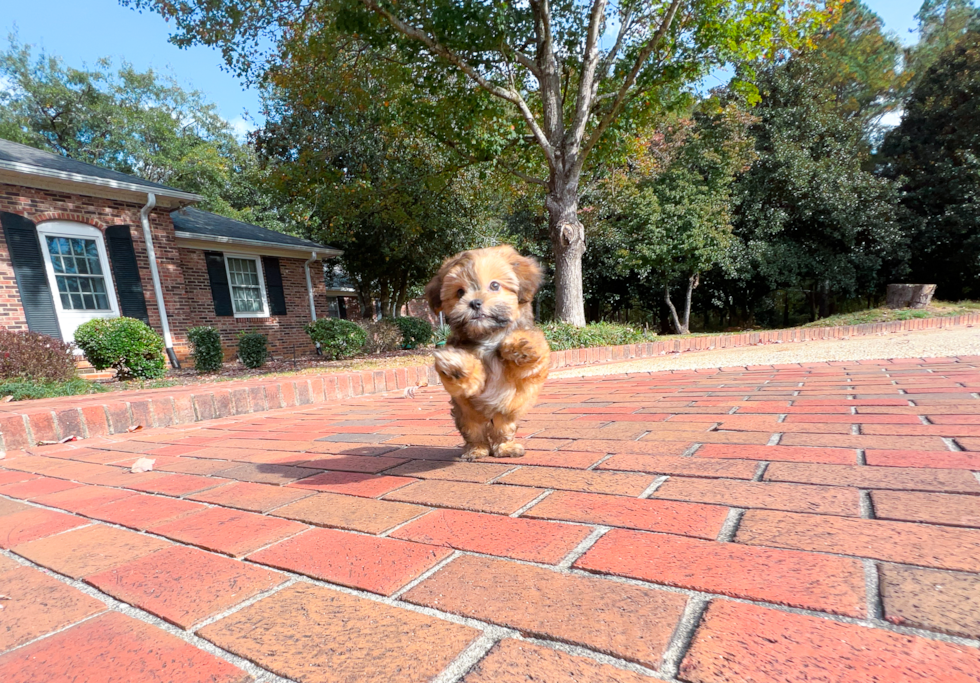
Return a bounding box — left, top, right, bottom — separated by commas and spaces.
124, 0, 838, 325
0, 38, 276, 225
600, 99, 756, 333
879, 29, 980, 299
905, 0, 980, 86
255, 44, 493, 318
734, 57, 905, 320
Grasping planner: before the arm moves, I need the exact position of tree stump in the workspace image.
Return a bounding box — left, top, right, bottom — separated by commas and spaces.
886, 284, 936, 309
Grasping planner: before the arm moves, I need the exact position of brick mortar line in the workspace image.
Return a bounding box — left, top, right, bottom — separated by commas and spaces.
658, 595, 711, 679
430, 630, 507, 683
638, 475, 669, 499
585, 453, 617, 471
859, 491, 875, 519
864, 559, 884, 621
751, 462, 769, 482
508, 488, 555, 517
557, 526, 611, 569
716, 509, 746, 542
0, 548, 297, 683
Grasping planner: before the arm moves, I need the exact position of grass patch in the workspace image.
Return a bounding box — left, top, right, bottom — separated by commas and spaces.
800, 301, 980, 328
0, 378, 108, 401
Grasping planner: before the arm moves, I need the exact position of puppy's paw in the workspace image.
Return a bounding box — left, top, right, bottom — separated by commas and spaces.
491, 441, 525, 458
461, 445, 491, 461
500, 331, 545, 366
433, 348, 467, 380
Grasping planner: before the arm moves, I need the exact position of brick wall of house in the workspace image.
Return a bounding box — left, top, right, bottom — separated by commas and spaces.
176, 247, 328, 360
0, 183, 182, 346
0, 182, 329, 363
402, 298, 438, 324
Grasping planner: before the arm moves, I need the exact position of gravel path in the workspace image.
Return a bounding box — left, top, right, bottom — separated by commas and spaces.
551, 325, 980, 377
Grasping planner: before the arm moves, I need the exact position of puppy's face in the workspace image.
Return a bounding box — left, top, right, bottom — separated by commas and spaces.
426, 246, 542, 341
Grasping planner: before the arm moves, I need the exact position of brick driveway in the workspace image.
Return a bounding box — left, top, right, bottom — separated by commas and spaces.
1, 357, 980, 682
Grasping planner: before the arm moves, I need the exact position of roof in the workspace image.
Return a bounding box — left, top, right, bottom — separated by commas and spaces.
0, 138, 201, 203
171, 207, 339, 256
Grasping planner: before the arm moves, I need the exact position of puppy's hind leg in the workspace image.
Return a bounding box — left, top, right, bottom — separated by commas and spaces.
451, 399, 490, 461
487, 416, 524, 459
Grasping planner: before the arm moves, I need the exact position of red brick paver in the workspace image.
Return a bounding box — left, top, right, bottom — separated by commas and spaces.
2, 355, 980, 681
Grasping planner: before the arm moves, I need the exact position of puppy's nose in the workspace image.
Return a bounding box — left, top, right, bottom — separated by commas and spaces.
469, 299, 483, 311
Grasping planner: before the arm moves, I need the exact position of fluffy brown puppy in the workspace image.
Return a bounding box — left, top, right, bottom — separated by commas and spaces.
425, 245, 550, 460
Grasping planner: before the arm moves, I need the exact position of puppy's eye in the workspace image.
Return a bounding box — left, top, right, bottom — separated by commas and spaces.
456, 288, 465, 298
488, 281, 500, 292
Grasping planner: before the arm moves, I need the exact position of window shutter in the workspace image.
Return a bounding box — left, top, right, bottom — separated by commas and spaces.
262, 256, 287, 316
1, 212, 62, 339
105, 225, 149, 324
204, 251, 233, 316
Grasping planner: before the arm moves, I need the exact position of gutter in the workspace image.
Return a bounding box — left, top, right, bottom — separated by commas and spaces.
140, 193, 180, 368
173, 230, 341, 257
305, 251, 318, 322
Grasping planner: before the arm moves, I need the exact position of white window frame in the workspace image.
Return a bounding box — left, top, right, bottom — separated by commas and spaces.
223, 253, 270, 318
36, 221, 120, 343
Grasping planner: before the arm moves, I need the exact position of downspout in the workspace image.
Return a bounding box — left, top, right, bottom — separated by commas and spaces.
305, 251, 321, 355
140, 193, 180, 368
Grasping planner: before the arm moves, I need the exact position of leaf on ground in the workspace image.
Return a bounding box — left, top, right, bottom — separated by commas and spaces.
131, 457, 155, 473
127, 425, 143, 432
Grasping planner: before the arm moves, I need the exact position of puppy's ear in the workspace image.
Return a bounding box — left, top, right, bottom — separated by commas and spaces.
425, 253, 467, 313
511, 253, 543, 304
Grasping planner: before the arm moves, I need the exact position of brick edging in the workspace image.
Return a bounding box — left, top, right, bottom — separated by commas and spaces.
2, 313, 977, 452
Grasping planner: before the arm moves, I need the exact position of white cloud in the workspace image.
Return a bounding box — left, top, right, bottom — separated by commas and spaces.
229, 115, 259, 140
878, 109, 904, 129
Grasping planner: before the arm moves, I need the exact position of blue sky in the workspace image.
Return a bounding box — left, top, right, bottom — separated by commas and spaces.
2, 0, 930, 133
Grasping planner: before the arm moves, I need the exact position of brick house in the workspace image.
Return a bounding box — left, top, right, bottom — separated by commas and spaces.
0, 138, 352, 366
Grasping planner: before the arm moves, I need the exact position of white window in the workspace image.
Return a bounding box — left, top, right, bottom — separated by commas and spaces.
224, 254, 269, 317
37, 221, 120, 342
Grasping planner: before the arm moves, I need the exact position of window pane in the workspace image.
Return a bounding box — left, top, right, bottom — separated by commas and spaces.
45, 235, 111, 311
227, 258, 264, 314
70, 293, 83, 308
59, 292, 71, 308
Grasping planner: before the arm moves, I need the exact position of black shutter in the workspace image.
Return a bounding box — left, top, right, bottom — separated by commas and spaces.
1, 212, 62, 339
262, 256, 287, 316
105, 225, 149, 324
204, 251, 233, 316
337, 296, 347, 319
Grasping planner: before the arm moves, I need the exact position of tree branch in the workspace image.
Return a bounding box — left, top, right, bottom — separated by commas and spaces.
355, 0, 554, 163
579, 0, 685, 165
568, 0, 609, 149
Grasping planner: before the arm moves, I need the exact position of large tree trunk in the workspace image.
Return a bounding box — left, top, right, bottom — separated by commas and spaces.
547, 170, 587, 326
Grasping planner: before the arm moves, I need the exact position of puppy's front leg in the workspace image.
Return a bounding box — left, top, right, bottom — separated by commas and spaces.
433, 347, 486, 399
499, 329, 550, 375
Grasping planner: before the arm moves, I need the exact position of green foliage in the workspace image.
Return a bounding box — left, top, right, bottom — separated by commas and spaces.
433, 323, 451, 346
186, 326, 224, 373
305, 318, 367, 360
360, 320, 403, 354
733, 56, 905, 310
237, 332, 268, 368
0, 378, 106, 402
542, 322, 657, 351
74, 318, 167, 380
905, 0, 980, 88
0, 330, 77, 382
880, 28, 980, 299
393, 317, 433, 349
0, 38, 290, 232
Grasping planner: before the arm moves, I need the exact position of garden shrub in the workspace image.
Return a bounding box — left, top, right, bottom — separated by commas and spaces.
74, 317, 167, 380
0, 329, 77, 382
305, 318, 367, 360
187, 326, 224, 373
393, 316, 433, 349
237, 332, 268, 368
541, 322, 655, 351
360, 319, 403, 354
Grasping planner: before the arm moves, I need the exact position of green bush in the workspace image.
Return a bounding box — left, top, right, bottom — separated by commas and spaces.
305, 318, 367, 360
393, 316, 433, 349
237, 332, 268, 368
541, 321, 655, 351
0, 329, 77, 382
433, 323, 451, 346
187, 326, 224, 373
360, 319, 403, 354
74, 317, 167, 380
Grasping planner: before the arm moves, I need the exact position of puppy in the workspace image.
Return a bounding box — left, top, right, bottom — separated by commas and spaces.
425, 245, 550, 460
